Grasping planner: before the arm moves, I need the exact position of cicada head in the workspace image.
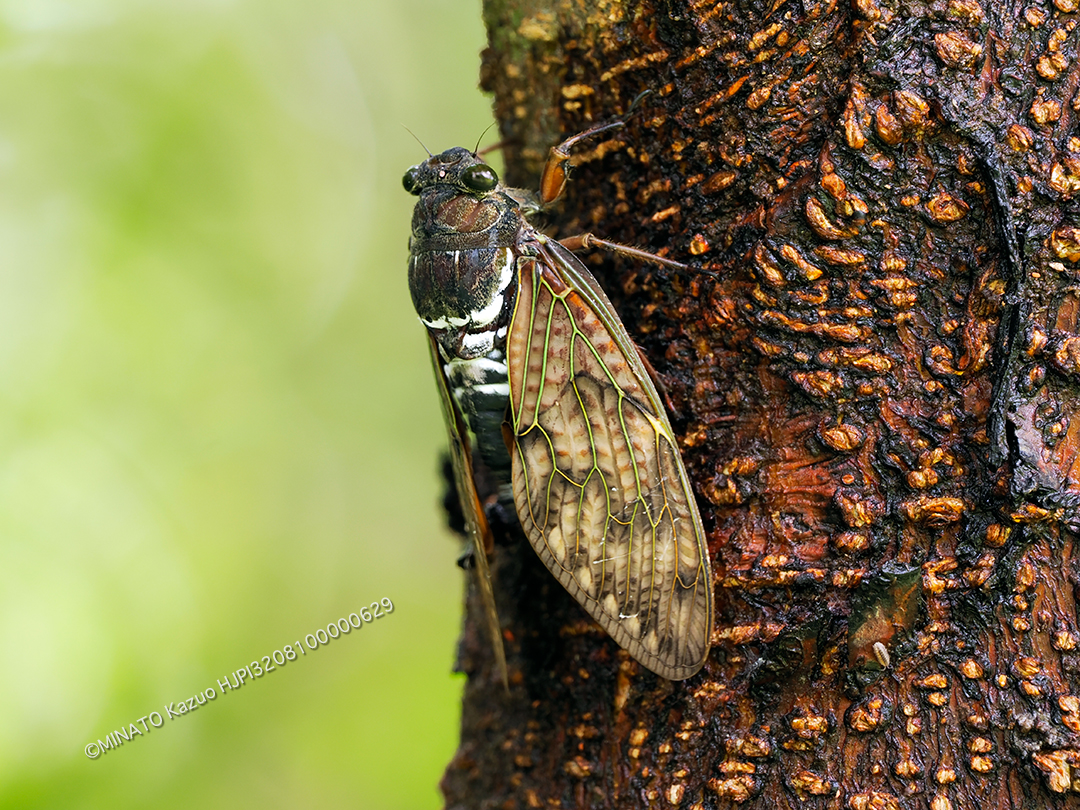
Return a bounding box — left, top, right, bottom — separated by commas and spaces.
403, 148, 513, 244
403, 146, 497, 196
405, 148, 524, 360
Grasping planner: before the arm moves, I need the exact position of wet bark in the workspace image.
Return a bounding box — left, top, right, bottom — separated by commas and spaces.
441, 0, 1080, 807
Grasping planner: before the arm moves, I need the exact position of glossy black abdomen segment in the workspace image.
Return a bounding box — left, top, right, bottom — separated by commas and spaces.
408, 247, 515, 329
445, 350, 512, 487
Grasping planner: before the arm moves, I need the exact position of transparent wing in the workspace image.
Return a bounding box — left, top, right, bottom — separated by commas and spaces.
426, 335, 508, 689
506, 239, 713, 679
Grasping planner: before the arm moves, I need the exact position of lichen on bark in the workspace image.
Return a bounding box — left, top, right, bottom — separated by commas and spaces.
442, 0, 1080, 807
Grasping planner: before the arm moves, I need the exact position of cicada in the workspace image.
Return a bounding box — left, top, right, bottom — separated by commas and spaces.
404, 117, 713, 681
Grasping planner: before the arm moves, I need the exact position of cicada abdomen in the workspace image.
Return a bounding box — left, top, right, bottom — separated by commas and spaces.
404, 129, 713, 682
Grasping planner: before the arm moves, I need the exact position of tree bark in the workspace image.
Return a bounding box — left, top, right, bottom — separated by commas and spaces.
442, 1, 1080, 807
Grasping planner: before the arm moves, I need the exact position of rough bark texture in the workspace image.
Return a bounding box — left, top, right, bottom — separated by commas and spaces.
442, 0, 1080, 807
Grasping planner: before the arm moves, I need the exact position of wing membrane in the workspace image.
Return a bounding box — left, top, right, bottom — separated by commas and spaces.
506, 239, 713, 679
426, 335, 509, 689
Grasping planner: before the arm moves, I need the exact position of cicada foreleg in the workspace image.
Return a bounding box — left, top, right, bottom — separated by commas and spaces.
538, 120, 627, 205
537, 90, 654, 205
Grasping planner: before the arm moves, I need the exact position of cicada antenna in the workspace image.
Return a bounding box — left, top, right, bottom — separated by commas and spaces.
402, 125, 432, 157
472, 121, 498, 155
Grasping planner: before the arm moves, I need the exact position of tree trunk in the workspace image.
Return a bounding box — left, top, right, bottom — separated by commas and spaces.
442, 1, 1080, 807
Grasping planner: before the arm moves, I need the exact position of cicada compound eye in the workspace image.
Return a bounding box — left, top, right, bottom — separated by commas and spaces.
402, 167, 422, 195
461, 163, 499, 193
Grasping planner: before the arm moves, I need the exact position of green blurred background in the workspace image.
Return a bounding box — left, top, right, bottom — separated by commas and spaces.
0, 1, 494, 807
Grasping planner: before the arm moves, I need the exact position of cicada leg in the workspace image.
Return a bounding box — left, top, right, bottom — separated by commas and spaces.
558, 232, 691, 271
538, 121, 626, 204
538, 90, 654, 204
632, 342, 679, 416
